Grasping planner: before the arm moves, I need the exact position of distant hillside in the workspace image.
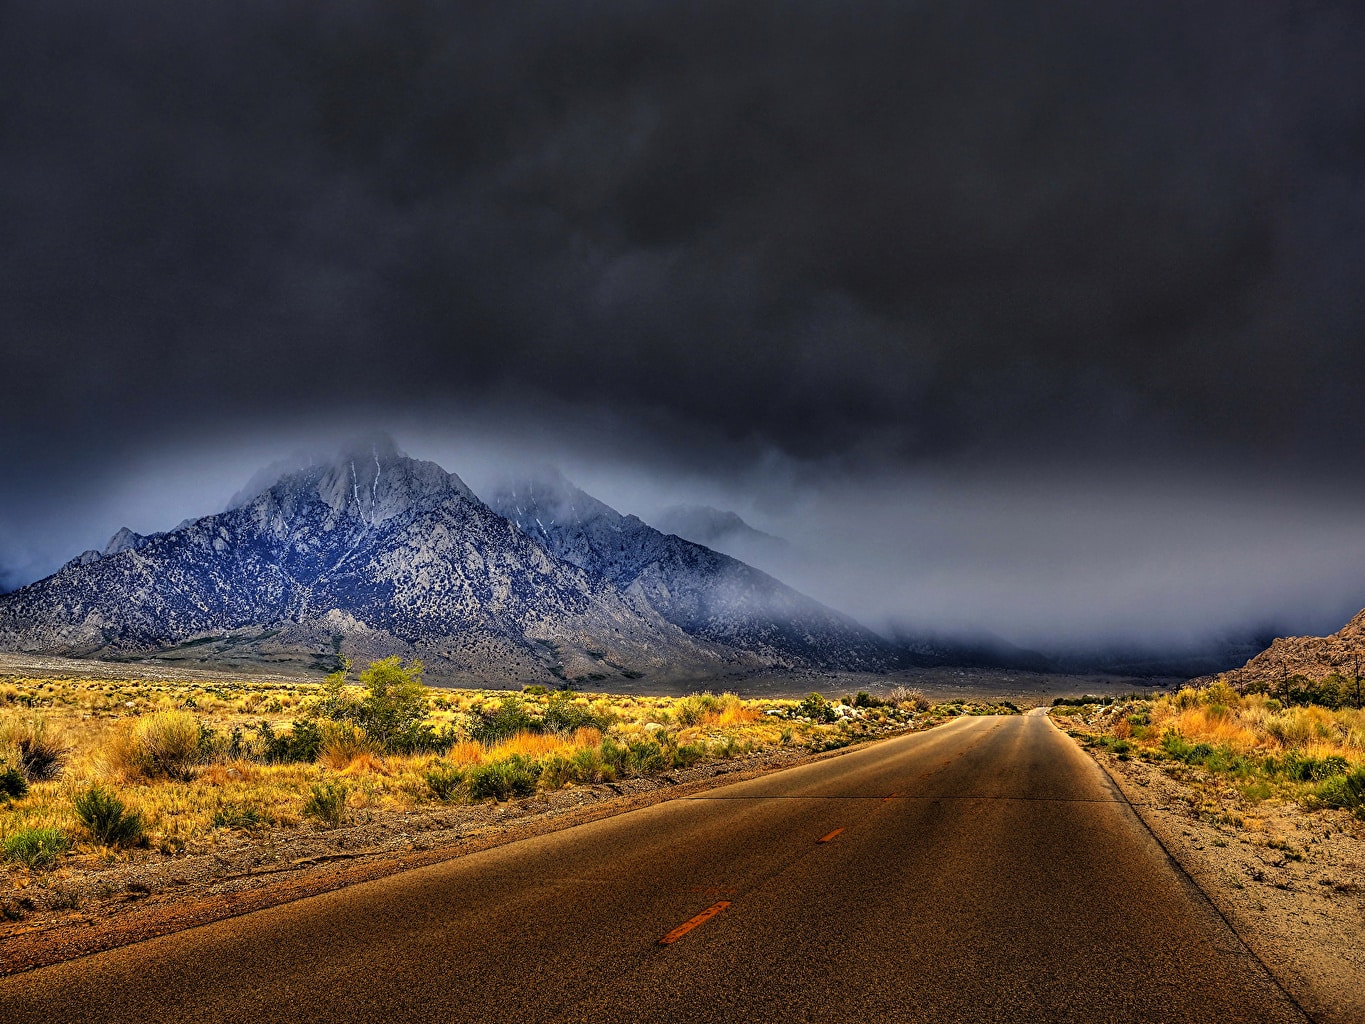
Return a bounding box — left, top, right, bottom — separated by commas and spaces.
487, 471, 903, 672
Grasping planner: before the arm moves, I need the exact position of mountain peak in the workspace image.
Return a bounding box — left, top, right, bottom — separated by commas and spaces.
486, 469, 621, 536
234, 440, 475, 528
103, 527, 149, 557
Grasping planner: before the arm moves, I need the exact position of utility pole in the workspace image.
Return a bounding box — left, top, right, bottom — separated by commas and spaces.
1355, 653, 1361, 710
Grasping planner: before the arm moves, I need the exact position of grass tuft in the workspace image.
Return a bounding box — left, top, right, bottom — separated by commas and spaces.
302, 782, 348, 827
3, 716, 71, 781
212, 801, 267, 830
3, 827, 70, 868
0, 766, 28, 800
73, 784, 145, 847
317, 723, 379, 771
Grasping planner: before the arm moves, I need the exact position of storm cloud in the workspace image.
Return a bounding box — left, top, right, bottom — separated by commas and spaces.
3, 1, 1365, 648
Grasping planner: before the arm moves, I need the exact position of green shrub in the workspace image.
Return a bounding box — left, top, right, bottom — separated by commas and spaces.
544, 691, 608, 733
260, 719, 324, 763
315, 657, 433, 753
73, 784, 145, 847
797, 692, 836, 723
385, 721, 458, 756
424, 763, 466, 801
3, 827, 69, 868
1315, 767, 1365, 814
302, 782, 348, 827
1279, 753, 1350, 782
600, 736, 630, 775
0, 766, 27, 800
470, 696, 540, 743
1201, 747, 1251, 774
570, 746, 612, 783
630, 739, 667, 773
671, 741, 707, 768
353, 657, 428, 747
1160, 732, 1214, 765
674, 692, 721, 726
464, 755, 540, 801
537, 754, 577, 790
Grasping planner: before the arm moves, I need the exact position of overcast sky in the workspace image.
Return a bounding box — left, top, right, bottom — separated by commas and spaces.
3, 1, 1365, 648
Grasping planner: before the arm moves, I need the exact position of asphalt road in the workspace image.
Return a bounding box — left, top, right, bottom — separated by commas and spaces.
2, 712, 1308, 1023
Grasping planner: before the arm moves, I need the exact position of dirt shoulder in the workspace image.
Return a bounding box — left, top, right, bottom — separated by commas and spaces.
1078, 742, 1365, 1024
0, 737, 887, 976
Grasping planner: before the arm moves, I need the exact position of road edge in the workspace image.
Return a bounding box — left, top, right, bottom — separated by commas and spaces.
1043, 713, 1318, 1024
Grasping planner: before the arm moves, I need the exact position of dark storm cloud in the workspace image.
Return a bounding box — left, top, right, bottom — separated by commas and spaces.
4, 1, 1365, 639
5, 0, 1364, 470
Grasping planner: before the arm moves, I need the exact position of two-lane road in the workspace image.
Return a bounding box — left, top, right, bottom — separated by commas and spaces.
2, 713, 1307, 1023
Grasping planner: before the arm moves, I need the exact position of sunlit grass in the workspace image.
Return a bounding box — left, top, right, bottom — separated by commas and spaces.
1057, 679, 1365, 815
0, 674, 929, 870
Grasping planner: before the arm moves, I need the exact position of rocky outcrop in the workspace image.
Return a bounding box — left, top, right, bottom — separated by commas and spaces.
1232, 609, 1365, 686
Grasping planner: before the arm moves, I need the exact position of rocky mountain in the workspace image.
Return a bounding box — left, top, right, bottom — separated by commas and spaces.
0, 441, 748, 683
1228, 609, 1365, 686
486, 470, 902, 672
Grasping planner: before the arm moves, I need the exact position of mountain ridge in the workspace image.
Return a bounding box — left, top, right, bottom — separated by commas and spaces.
0, 445, 896, 682
487, 470, 902, 672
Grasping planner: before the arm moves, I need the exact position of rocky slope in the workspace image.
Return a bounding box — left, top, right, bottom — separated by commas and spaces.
0, 442, 744, 683
1232, 609, 1365, 686
487, 471, 902, 672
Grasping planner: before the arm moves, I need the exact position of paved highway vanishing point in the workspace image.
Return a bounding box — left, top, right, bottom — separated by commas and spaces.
2, 711, 1309, 1023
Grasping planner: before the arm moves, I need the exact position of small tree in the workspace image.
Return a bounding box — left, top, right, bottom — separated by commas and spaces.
356, 657, 427, 748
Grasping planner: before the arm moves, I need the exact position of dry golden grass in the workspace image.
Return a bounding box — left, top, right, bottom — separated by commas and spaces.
486, 730, 573, 760
0, 673, 909, 868
317, 722, 379, 770
1144, 685, 1365, 762
445, 740, 486, 767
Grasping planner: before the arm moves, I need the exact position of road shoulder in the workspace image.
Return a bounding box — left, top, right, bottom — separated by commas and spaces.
1070, 734, 1365, 1024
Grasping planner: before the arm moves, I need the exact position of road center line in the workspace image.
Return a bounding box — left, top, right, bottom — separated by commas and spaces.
817, 828, 845, 843
658, 901, 731, 946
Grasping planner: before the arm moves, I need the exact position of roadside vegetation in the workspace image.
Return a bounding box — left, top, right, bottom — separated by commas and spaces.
0, 663, 981, 882
1053, 678, 1365, 819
